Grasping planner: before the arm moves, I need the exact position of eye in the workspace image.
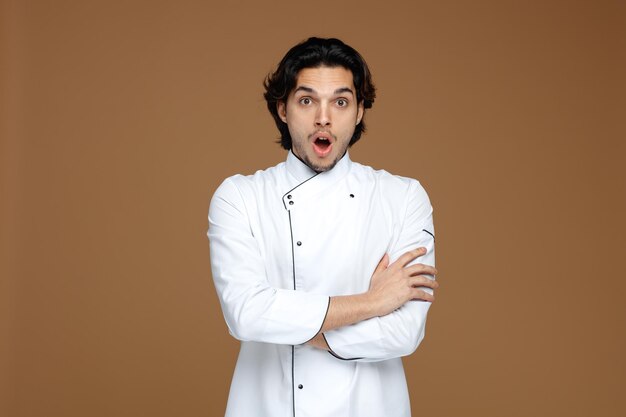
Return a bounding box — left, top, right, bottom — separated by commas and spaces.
336, 98, 348, 107
299, 97, 312, 105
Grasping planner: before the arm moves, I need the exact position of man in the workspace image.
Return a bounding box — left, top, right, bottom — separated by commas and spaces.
208, 37, 438, 417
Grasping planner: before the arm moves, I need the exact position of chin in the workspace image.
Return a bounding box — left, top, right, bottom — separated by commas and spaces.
308, 157, 338, 173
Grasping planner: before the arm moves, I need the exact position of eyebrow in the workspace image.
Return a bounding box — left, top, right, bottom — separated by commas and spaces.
293, 86, 355, 96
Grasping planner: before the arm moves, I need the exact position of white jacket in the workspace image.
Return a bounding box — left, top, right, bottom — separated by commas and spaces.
208, 151, 435, 417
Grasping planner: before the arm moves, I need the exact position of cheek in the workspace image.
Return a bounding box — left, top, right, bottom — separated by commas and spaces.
288, 110, 312, 129
285, 105, 301, 122
339, 111, 359, 129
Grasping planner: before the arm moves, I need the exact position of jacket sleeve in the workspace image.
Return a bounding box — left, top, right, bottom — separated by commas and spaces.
208, 177, 330, 345
322, 179, 435, 362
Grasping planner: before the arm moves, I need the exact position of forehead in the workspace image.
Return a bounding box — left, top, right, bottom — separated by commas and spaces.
293, 66, 354, 93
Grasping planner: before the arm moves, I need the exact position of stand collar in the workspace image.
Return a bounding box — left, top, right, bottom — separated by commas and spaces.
282, 150, 353, 211
285, 150, 352, 183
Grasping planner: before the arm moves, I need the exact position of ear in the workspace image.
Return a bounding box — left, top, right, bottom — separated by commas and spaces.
277, 101, 287, 123
356, 102, 364, 125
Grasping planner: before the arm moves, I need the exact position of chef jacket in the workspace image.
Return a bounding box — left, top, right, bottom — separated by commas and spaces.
208, 150, 435, 417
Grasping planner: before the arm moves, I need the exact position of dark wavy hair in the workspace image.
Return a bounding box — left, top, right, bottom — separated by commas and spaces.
263, 37, 376, 150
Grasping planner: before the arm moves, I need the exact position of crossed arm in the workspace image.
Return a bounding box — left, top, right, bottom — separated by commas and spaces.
208, 177, 437, 361
307, 249, 438, 351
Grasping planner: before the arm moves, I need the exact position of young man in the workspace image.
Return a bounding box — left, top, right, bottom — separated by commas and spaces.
208, 37, 438, 417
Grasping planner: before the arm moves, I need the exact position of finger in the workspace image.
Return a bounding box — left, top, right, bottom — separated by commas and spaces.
409, 276, 439, 289
391, 247, 426, 270
405, 263, 438, 277
373, 253, 390, 275
411, 288, 435, 302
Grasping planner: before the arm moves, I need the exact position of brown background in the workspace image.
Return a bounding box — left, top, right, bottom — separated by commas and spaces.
2, 0, 625, 416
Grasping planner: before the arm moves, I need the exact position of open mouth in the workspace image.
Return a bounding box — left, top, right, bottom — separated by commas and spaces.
312, 134, 333, 157
315, 137, 331, 150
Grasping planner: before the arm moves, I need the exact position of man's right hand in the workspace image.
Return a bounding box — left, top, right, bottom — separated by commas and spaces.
366, 248, 438, 317
312, 248, 438, 337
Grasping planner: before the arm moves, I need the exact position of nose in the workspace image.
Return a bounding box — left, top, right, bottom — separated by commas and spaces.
315, 103, 331, 127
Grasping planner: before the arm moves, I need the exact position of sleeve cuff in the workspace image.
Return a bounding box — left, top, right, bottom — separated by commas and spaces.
260, 290, 331, 344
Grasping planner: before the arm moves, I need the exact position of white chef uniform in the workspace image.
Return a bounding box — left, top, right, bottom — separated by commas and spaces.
208, 150, 435, 417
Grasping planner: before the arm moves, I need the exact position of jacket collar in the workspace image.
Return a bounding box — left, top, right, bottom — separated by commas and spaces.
282, 150, 353, 210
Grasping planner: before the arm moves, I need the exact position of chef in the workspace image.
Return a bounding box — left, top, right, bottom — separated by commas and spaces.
208, 37, 438, 417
